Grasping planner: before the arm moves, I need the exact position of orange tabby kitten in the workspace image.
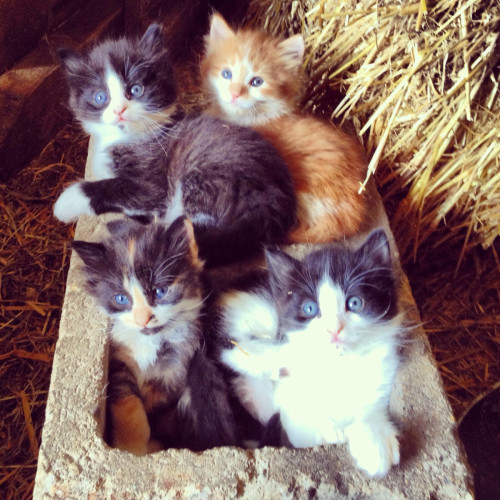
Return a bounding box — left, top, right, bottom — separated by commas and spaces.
202, 14, 372, 243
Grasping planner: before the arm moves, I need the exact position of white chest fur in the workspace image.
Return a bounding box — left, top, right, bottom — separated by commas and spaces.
111, 325, 163, 373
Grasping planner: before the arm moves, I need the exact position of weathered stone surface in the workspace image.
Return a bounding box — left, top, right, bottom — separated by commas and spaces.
0, 1, 122, 181
33, 140, 473, 499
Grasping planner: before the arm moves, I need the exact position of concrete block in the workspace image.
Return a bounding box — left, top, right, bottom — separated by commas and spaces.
0, 1, 122, 181
34, 141, 473, 499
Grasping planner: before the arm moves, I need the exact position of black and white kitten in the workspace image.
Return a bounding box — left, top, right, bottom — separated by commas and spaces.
72, 216, 236, 454
216, 230, 403, 477
55, 25, 297, 266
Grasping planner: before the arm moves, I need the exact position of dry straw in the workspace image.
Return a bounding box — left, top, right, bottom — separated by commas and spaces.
0, 125, 84, 498
246, 0, 500, 265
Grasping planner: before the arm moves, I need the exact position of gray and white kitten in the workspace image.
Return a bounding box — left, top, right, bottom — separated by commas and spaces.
216, 230, 403, 477
73, 217, 236, 454
55, 25, 297, 266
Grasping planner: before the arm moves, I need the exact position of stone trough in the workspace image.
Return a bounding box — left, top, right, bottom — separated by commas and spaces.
34, 141, 473, 499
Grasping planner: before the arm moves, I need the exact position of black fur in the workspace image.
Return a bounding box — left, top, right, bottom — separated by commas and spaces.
58, 25, 298, 267
58, 24, 177, 123
264, 229, 397, 329
211, 229, 398, 446
82, 115, 297, 266
73, 218, 237, 451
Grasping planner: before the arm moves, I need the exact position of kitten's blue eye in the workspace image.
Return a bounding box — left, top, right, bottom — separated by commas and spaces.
154, 287, 168, 299
250, 76, 264, 87
130, 84, 144, 97
301, 300, 319, 318
94, 91, 108, 106
347, 296, 363, 312
114, 294, 129, 306
221, 68, 232, 79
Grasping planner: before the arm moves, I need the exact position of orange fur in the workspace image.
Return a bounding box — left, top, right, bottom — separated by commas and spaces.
202, 14, 372, 243
109, 395, 151, 455
202, 15, 304, 126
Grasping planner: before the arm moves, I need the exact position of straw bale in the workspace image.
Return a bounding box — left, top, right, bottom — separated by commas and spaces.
246, 0, 500, 263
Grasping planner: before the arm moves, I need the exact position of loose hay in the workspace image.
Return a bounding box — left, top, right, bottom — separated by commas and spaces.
0, 123, 86, 499
246, 0, 500, 264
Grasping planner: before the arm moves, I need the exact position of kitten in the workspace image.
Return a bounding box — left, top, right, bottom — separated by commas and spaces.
72, 216, 236, 454
57, 24, 179, 180
55, 24, 297, 266
202, 14, 373, 244
216, 230, 403, 477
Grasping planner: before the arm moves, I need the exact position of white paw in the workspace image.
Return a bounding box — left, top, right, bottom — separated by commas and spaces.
346, 421, 400, 478
53, 182, 94, 223
322, 424, 346, 445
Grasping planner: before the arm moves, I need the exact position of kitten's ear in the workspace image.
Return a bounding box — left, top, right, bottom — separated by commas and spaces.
358, 229, 392, 267
106, 219, 129, 236
72, 241, 108, 268
209, 13, 236, 42
106, 218, 144, 236
277, 35, 305, 70
57, 47, 81, 72
139, 24, 165, 51
265, 247, 298, 297
168, 217, 204, 270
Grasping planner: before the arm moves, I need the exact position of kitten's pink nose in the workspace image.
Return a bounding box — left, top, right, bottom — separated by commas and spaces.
134, 307, 152, 327
229, 84, 246, 100
114, 105, 128, 120
328, 325, 344, 343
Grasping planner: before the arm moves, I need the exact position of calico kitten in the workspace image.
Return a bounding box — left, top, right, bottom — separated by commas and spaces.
202, 14, 373, 244
55, 24, 297, 266
72, 216, 236, 454
216, 230, 402, 477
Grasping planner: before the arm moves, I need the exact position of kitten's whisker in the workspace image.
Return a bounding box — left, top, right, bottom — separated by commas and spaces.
345, 265, 392, 289
141, 119, 181, 158
153, 251, 186, 277
141, 121, 170, 158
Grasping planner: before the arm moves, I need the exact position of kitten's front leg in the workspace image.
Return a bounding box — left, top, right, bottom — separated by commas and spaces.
54, 178, 165, 222
221, 342, 284, 380
107, 349, 152, 455
344, 412, 400, 477
109, 394, 151, 455
53, 182, 95, 223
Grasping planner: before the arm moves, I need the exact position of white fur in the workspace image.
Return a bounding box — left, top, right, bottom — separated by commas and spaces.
82, 68, 136, 145
345, 412, 400, 477
120, 295, 201, 337
53, 182, 94, 222
112, 277, 202, 373
274, 279, 401, 476
162, 183, 219, 226
231, 374, 278, 424
220, 277, 402, 477
219, 291, 282, 422
112, 325, 163, 373
298, 193, 337, 221
164, 183, 185, 224
82, 67, 174, 180
221, 291, 278, 343
190, 213, 217, 226
209, 61, 292, 127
